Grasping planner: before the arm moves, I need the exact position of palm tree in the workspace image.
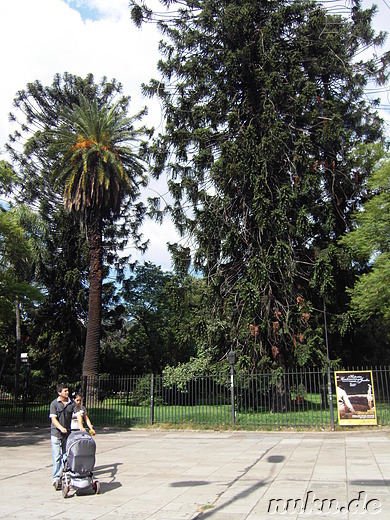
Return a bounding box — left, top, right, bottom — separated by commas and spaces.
49, 94, 147, 387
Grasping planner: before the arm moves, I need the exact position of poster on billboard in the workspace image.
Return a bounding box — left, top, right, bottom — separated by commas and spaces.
334, 370, 377, 426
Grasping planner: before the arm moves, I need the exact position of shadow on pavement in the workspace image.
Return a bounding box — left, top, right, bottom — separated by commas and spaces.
93, 463, 123, 494
193, 452, 286, 518
100, 481, 122, 493
267, 455, 285, 464
171, 480, 210, 487
0, 427, 49, 447
94, 462, 123, 479
349, 479, 390, 487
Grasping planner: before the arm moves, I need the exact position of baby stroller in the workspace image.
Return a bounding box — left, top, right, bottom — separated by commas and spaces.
60, 430, 100, 498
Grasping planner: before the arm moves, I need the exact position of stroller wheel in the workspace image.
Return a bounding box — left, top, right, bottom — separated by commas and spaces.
93, 480, 101, 495
62, 482, 69, 498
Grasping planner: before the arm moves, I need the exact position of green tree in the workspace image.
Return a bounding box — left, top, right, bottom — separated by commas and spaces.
48, 94, 147, 383
2, 164, 122, 384
131, 0, 389, 368
101, 262, 202, 375
26, 207, 89, 382
0, 205, 44, 400
7, 73, 149, 384
0, 160, 17, 198
99, 260, 228, 376
340, 145, 390, 326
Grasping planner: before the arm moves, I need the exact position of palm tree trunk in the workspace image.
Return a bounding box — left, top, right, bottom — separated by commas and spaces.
83, 215, 103, 403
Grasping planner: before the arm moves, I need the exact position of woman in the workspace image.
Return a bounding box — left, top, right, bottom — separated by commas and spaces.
71, 393, 96, 435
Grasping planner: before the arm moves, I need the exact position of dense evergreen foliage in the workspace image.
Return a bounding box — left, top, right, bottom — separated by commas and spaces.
5, 74, 149, 382
1, 2, 390, 390
130, 0, 390, 369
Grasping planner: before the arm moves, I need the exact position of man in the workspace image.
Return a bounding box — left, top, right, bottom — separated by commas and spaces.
49, 384, 84, 490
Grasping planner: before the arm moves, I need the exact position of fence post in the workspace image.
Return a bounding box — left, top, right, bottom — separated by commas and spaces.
82, 376, 88, 407
21, 361, 30, 422
150, 374, 154, 426
228, 347, 236, 426
323, 298, 335, 431
327, 365, 335, 430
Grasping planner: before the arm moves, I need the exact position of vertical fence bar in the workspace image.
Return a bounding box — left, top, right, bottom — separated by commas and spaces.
150, 374, 154, 426
300, 368, 305, 427
306, 368, 312, 428
293, 370, 298, 428
262, 373, 266, 428
327, 365, 335, 430
21, 363, 29, 422
376, 367, 387, 425
3, 366, 390, 429
382, 367, 390, 424
292, 370, 295, 426
231, 366, 235, 427
82, 376, 88, 409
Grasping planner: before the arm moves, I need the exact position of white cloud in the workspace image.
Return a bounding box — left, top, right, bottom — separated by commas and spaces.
66, 0, 130, 21
0, 0, 178, 270
1, 0, 389, 271
361, 0, 390, 135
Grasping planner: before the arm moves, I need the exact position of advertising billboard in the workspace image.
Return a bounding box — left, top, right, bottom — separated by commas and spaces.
334, 370, 377, 426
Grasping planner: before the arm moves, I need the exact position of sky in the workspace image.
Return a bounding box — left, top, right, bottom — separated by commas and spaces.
0, 0, 178, 270
1, 0, 390, 271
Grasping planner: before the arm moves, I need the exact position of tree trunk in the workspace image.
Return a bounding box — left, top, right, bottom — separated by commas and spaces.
83, 215, 103, 403
0, 348, 8, 383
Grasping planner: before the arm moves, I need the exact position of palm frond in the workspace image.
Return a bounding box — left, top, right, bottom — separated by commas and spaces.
48, 93, 146, 219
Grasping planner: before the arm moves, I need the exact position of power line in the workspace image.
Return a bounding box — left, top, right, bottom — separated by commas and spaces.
380, 0, 390, 12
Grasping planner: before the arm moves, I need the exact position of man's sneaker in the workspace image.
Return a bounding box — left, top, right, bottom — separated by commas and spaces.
52, 478, 60, 490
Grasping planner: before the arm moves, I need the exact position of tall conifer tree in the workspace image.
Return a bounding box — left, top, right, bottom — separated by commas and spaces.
131, 0, 389, 368
7, 74, 149, 384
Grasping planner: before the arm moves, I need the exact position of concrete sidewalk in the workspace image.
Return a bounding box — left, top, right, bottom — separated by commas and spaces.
0, 428, 389, 519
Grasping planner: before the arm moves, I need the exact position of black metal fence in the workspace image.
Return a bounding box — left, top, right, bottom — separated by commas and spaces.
1, 367, 389, 430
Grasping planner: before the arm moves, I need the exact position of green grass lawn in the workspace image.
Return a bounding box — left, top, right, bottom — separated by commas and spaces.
2, 394, 388, 431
